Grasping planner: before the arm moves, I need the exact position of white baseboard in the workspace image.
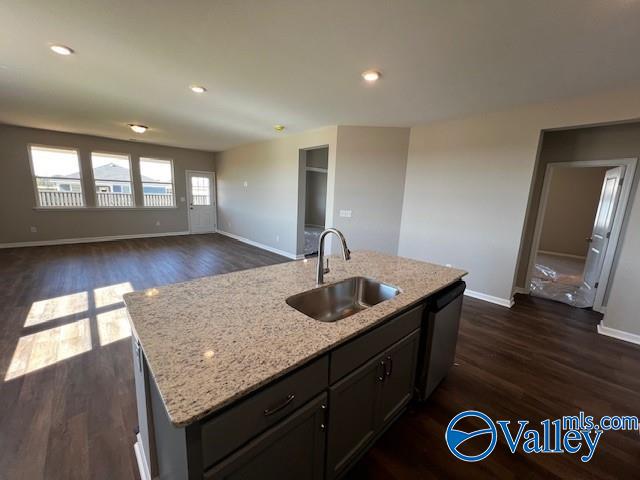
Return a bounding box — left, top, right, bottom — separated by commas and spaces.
464, 289, 514, 308
538, 250, 586, 260
597, 322, 640, 346
216, 230, 302, 260
0, 231, 190, 249
134, 434, 152, 480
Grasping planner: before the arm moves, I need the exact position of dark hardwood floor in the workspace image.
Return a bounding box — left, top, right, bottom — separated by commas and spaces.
0, 234, 289, 480
348, 295, 640, 480
0, 234, 638, 479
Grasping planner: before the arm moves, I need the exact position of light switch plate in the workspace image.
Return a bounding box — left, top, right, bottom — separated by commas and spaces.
339, 209, 352, 218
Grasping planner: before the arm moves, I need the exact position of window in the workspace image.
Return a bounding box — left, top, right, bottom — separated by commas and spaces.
29, 146, 84, 207
91, 152, 134, 207
140, 158, 175, 207
191, 175, 211, 205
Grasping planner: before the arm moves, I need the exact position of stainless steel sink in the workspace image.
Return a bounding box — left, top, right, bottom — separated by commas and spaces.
286, 276, 400, 322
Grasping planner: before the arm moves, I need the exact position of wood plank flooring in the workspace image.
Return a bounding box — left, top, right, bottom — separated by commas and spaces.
0, 234, 638, 479
0, 234, 289, 480
347, 295, 640, 479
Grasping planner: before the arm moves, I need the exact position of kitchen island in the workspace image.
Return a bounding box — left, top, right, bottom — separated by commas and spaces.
125, 251, 466, 480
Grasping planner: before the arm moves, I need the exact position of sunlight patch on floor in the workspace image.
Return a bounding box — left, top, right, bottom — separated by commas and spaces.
25, 291, 89, 327
5, 318, 92, 380
93, 282, 133, 308
97, 308, 131, 346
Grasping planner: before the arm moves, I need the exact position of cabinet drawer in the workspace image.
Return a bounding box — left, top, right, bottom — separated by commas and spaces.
201, 355, 329, 469
204, 393, 327, 480
329, 305, 423, 383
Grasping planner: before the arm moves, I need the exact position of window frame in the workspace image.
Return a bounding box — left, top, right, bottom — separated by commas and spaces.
90, 151, 135, 208
28, 143, 86, 209
139, 156, 176, 208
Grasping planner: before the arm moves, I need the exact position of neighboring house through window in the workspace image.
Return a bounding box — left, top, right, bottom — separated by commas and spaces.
140, 157, 175, 207
91, 152, 134, 207
28, 145, 84, 208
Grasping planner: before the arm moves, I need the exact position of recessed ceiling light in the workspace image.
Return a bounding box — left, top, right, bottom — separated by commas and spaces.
361, 70, 381, 83
128, 124, 148, 134
190, 85, 207, 93
50, 45, 74, 56
274, 125, 285, 132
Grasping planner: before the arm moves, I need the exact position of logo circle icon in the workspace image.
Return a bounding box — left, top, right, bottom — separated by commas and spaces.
445, 410, 497, 462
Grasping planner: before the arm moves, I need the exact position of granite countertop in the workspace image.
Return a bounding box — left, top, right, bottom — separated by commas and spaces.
124, 251, 466, 427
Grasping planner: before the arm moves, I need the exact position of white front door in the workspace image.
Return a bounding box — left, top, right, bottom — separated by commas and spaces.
187, 171, 216, 234
583, 166, 625, 292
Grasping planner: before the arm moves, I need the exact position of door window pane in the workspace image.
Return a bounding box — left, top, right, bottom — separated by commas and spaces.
191, 176, 211, 206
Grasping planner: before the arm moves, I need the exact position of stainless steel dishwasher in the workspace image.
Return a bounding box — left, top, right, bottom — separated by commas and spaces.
415, 280, 466, 401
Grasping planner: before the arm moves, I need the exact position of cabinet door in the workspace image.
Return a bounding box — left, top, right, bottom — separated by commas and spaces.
205, 393, 327, 480
378, 329, 420, 427
326, 354, 385, 479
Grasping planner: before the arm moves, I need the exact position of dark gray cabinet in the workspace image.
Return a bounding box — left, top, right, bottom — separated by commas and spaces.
378, 330, 420, 426
326, 329, 420, 479
325, 354, 383, 478
200, 356, 329, 470
204, 393, 327, 480
134, 301, 440, 480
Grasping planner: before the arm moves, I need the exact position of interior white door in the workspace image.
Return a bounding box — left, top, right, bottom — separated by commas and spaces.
187, 172, 216, 234
583, 166, 625, 292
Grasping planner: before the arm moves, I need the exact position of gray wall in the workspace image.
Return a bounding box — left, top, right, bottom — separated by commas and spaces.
539, 167, 608, 257
216, 127, 338, 257
333, 126, 410, 255
397, 85, 640, 338
216, 126, 409, 258
0, 124, 215, 244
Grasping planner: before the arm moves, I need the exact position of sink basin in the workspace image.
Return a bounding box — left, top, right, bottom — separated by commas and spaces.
286, 276, 400, 322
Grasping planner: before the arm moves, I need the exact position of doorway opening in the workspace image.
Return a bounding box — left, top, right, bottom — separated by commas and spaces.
526, 159, 636, 311
297, 146, 328, 256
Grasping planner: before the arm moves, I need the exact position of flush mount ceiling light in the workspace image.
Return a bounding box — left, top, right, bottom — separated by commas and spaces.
190, 85, 207, 93
361, 70, 381, 83
50, 45, 74, 56
128, 124, 148, 134
273, 125, 285, 133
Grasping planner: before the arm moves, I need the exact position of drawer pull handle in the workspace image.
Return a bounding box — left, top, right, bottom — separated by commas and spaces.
264, 393, 295, 416
385, 356, 393, 377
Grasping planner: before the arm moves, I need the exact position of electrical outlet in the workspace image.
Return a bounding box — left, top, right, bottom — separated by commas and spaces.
339, 209, 352, 218
243, 181, 248, 188
275, 235, 279, 242
30, 226, 38, 233
180, 196, 186, 202
155, 220, 161, 226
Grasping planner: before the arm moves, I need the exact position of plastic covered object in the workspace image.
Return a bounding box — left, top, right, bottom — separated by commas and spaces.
529, 262, 595, 308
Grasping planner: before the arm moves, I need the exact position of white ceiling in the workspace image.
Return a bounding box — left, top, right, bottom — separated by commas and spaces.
2, 0, 640, 151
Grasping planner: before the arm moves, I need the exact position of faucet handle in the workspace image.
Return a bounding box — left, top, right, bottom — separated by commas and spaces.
323, 258, 330, 274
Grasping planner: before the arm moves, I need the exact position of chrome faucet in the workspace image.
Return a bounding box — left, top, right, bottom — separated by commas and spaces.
316, 228, 351, 285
